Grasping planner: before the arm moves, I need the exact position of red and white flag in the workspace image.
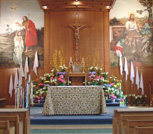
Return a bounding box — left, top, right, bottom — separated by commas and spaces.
33, 51, 39, 75
130, 61, 135, 84
124, 57, 129, 81
24, 57, 29, 80
9, 74, 13, 97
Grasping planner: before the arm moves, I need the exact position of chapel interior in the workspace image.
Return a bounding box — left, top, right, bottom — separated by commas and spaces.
0, 0, 153, 134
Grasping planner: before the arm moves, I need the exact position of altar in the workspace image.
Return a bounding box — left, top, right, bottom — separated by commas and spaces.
42, 86, 107, 115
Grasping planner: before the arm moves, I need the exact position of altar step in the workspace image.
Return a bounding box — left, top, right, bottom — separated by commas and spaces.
32, 99, 120, 107
30, 107, 117, 125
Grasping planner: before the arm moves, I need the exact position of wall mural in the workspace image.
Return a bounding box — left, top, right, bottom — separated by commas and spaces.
0, 0, 44, 67
110, 0, 153, 67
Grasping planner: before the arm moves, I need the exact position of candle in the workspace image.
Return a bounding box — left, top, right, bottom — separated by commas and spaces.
70, 57, 72, 62
82, 57, 84, 62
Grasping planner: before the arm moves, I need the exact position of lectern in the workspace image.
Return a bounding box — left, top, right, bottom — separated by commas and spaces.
68, 73, 86, 85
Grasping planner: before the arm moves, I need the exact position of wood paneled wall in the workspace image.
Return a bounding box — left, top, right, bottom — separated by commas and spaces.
0, 67, 44, 105
111, 66, 153, 104
44, 11, 111, 73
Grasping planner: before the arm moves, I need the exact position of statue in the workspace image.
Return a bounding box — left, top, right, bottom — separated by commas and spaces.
69, 25, 85, 43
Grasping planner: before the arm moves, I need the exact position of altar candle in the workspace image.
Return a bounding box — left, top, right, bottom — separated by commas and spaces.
70, 57, 72, 62
82, 57, 84, 62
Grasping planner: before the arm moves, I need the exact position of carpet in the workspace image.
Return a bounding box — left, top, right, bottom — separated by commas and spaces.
30, 125, 112, 134
30, 106, 126, 125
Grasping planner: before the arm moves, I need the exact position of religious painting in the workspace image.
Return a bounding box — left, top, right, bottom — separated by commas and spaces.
110, 0, 153, 67
0, 0, 44, 67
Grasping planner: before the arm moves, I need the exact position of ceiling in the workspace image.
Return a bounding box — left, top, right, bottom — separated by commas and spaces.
38, 0, 116, 11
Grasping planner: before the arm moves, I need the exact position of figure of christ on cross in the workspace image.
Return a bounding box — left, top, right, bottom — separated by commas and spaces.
69, 24, 91, 62
69, 24, 86, 44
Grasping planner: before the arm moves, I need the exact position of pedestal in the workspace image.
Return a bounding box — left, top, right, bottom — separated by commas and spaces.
68, 73, 86, 85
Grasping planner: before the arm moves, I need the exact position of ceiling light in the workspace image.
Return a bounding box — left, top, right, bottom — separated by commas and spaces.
75, 0, 79, 6
42, 6, 47, 9
106, 6, 110, 9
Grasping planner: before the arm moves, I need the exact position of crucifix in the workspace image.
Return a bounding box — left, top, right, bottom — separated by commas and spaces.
62, 12, 91, 62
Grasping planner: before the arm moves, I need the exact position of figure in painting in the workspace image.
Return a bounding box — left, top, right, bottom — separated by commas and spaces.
141, 21, 153, 56
126, 14, 138, 31
16, 16, 37, 53
13, 31, 24, 65
125, 13, 141, 47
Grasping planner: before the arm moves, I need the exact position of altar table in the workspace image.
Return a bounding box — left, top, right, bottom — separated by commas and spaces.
42, 86, 107, 115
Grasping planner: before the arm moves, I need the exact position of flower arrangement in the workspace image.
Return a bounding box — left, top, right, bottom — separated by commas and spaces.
94, 66, 103, 76
88, 66, 95, 72
110, 75, 117, 83
44, 73, 54, 81
129, 94, 135, 106
88, 74, 104, 85
95, 76, 104, 85
57, 74, 66, 86
88, 74, 96, 85
110, 94, 117, 102
110, 94, 117, 99
33, 81, 48, 103
59, 64, 68, 72
142, 94, 147, 106
135, 95, 141, 106
51, 68, 58, 76
50, 77, 57, 86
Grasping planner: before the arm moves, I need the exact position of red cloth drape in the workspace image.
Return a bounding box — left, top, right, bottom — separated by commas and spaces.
25, 20, 37, 46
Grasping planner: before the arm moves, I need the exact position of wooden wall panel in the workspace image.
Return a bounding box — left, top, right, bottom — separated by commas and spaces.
0, 67, 44, 105
47, 11, 110, 70
111, 67, 153, 104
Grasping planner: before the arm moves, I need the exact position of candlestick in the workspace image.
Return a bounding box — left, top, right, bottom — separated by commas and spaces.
82, 57, 84, 63
70, 57, 72, 62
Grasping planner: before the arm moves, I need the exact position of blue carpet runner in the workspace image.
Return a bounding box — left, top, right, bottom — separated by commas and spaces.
31, 129, 112, 133
30, 106, 126, 125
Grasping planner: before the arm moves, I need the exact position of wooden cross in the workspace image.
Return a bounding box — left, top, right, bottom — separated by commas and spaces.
62, 12, 91, 62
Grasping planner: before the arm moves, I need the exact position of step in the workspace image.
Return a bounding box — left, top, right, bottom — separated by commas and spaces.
106, 102, 120, 107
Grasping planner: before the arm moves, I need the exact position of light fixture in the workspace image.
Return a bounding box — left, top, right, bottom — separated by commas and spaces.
106, 6, 110, 9
75, 0, 79, 6
42, 5, 47, 9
